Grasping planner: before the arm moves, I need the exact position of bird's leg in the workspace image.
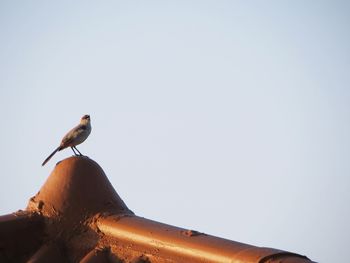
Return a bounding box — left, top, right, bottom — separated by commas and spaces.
73, 146, 83, 156
71, 147, 79, 156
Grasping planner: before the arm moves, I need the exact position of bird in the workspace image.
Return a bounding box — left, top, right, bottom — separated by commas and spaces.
42, 114, 92, 166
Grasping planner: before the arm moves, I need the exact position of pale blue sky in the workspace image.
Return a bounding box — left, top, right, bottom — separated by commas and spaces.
1, 1, 349, 262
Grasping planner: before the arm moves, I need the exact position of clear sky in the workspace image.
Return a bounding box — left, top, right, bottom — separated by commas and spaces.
1, 1, 349, 262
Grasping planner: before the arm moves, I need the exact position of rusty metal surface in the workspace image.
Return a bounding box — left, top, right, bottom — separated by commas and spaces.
97, 215, 314, 263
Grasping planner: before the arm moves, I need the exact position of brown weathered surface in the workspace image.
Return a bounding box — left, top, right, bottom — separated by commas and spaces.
25, 156, 133, 262
27, 243, 66, 263
27, 156, 131, 220
0, 157, 316, 262
97, 215, 313, 263
0, 211, 44, 262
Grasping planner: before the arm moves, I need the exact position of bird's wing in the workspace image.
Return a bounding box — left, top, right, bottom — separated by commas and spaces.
60, 124, 86, 147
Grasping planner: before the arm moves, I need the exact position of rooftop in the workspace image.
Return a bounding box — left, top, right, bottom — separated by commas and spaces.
0, 157, 316, 263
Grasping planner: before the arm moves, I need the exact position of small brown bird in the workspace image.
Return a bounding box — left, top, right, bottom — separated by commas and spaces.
42, 115, 92, 166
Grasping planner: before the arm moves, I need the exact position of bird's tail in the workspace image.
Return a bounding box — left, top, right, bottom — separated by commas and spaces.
42, 146, 61, 166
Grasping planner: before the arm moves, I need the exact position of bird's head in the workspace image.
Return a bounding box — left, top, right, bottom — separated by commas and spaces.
80, 114, 91, 124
